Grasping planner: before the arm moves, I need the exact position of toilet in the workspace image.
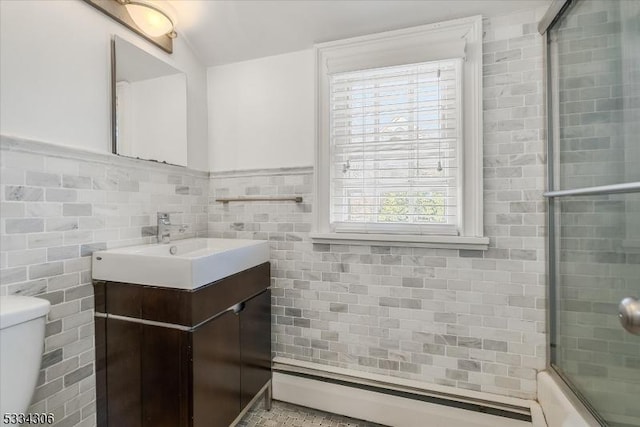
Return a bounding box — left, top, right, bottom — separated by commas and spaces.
0, 296, 51, 420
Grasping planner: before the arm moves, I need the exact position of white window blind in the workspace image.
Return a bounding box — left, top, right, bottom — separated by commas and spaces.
329, 59, 462, 235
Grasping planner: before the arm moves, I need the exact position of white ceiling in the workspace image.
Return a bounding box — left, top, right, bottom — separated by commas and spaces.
168, 0, 550, 67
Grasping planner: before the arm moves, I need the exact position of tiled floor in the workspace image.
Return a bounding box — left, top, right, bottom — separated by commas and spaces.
237, 400, 388, 427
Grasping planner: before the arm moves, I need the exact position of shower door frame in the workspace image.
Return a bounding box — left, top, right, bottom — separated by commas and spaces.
540, 0, 640, 425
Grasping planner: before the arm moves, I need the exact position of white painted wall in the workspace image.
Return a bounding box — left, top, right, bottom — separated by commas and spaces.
207, 49, 314, 171
0, 0, 208, 171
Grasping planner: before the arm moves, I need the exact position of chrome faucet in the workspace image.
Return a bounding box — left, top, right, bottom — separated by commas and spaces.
157, 212, 189, 244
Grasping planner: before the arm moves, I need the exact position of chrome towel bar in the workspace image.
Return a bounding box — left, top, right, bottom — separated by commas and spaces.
216, 196, 303, 203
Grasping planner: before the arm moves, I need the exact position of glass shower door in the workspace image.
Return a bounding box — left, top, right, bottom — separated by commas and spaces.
554, 193, 640, 426
546, 0, 640, 425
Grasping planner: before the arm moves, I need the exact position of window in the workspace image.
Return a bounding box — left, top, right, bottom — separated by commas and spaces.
312, 16, 488, 249
330, 59, 461, 236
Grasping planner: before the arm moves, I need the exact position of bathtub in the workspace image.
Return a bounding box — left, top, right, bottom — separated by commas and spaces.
537, 371, 601, 427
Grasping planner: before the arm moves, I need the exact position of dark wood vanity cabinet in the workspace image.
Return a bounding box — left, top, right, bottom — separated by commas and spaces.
93, 263, 271, 427
239, 290, 272, 409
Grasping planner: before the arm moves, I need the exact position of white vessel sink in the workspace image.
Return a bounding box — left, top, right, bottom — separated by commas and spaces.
91, 238, 270, 290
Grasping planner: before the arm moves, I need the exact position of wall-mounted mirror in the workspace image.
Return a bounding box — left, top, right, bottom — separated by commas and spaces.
112, 36, 187, 166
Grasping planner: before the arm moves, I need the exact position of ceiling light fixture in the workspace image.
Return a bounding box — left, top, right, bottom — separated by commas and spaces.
117, 0, 177, 39
83, 0, 176, 53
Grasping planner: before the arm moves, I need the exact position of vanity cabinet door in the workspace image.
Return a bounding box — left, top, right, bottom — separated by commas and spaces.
140, 324, 190, 427
95, 316, 108, 427
102, 319, 190, 427
105, 318, 142, 427
240, 289, 272, 408
192, 309, 241, 427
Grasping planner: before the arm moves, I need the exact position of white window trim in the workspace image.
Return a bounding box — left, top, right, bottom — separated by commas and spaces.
312, 15, 488, 250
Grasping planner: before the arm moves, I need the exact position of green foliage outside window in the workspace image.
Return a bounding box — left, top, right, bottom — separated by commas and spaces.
378, 191, 446, 223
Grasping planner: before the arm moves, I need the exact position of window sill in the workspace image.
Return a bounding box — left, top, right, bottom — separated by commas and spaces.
309, 232, 490, 250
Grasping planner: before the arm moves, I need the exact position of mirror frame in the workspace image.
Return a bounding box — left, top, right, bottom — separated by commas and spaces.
111, 37, 118, 154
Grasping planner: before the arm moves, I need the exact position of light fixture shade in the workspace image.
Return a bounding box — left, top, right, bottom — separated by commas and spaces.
125, 2, 175, 38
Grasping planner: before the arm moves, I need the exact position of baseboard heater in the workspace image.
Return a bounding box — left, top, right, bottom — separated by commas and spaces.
273, 361, 532, 424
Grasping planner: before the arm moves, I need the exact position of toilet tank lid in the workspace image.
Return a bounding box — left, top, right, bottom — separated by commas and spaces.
0, 296, 51, 330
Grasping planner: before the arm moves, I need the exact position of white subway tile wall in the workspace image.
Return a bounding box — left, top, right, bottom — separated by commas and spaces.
0, 137, 209, 426
208, 11, 547, 400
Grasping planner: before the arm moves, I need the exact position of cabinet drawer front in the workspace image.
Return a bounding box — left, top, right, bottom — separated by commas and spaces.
191, 263, 270, 326
96, 262, 270, 327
